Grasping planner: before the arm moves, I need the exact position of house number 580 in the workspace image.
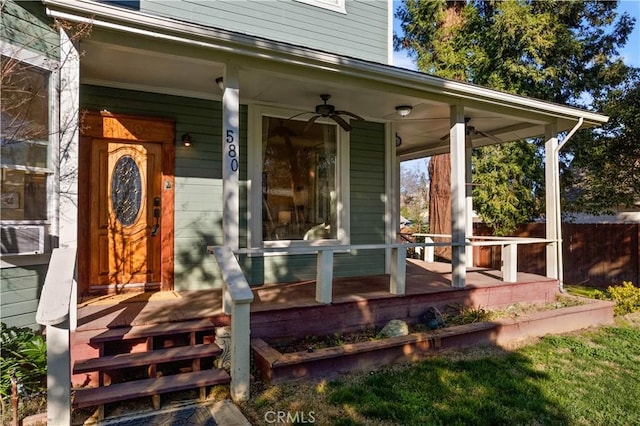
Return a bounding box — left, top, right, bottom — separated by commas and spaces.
226, 129, 238, 172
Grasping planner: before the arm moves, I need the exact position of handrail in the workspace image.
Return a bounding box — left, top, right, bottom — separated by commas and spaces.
208, 245, 253, 403
209, 246, 254, 304
468, 238, 554, 247
233, 241, 459, 257
35, 246, 77, 426
36, 247, 77, 326
413, 233, 554, 245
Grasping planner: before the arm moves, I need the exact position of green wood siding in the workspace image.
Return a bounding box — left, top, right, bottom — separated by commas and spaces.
122, 0, 389, 64
81, 84, 251, 290
80, 85, 387, 289
341, 120, 386, 275
1, 264, 47, 329
1, 0, 59, 59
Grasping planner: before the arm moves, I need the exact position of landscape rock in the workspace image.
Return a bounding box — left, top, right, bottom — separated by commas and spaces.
379, 319, 409, 337
421, 306, 444, 329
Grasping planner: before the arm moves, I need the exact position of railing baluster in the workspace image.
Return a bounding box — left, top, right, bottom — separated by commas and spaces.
316, 248, 334, 303
390, 246, 407, 295
502, 243, 518, 282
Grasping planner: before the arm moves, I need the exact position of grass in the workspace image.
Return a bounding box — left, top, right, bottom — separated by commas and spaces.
241, 314, 640, 426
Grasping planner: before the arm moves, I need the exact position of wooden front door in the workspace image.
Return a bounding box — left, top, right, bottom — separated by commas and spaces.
79, 112, 175, 294
90, 140, 162, 286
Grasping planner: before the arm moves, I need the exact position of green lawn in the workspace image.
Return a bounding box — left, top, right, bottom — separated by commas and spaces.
242, 315, 640, 426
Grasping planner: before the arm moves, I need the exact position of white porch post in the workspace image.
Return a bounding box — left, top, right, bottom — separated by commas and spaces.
450, 103, 467, 287
58, 28, 80, 250
544, 123, 559, 279
386, 123, 399, 275
465, 140, 474, 268
223, 64, 240, 251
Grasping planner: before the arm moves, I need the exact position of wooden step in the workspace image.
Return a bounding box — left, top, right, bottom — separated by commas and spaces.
89, 319, 215, 344
74, 343, 223, 374
72, 368, 231, 409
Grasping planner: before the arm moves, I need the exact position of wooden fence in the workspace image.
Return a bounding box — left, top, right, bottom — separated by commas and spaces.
473, 223, 640, 287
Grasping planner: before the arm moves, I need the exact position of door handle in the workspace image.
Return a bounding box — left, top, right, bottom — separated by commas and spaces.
151, 197, 161, 236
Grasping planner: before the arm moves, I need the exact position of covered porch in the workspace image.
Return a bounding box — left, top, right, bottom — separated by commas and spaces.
46, 0, 610, 296
74, 258, 559, 334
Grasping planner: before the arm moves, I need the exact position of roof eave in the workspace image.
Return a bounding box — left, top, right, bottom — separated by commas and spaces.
43, 0, 609, 127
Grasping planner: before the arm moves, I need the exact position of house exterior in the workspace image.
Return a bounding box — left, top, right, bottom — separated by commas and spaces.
1, 0, 608, 329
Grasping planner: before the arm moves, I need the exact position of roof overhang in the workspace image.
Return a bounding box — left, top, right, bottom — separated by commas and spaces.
44, 0, 609, 158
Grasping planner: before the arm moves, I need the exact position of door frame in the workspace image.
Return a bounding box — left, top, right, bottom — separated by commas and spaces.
78, 111, 175, 294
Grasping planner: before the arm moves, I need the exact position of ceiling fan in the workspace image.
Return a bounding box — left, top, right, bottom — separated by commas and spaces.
439, 117, 502, 143
290, 94, 364, 132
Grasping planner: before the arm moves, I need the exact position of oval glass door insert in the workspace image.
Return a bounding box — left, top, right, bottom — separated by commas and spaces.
111, 155, 142, 226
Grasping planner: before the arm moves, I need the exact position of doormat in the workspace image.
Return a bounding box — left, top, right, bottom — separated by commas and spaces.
79, 291, 181, 307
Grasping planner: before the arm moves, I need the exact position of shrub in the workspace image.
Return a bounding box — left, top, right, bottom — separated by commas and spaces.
607, 282, 640, 315
442, 305, 494, 326
0, 323, 47, 417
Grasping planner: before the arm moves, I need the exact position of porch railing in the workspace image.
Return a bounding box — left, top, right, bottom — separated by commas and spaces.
227, 235, 556, 306
413, 233, 556, 283
35, 246, 77, 426
208, 245, 254, 402
233, 241, 455, 304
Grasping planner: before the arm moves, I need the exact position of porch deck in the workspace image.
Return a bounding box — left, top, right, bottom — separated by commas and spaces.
76, 259, 559, 335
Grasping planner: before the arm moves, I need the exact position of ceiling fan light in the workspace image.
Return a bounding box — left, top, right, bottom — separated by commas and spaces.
395, 105, 413, 117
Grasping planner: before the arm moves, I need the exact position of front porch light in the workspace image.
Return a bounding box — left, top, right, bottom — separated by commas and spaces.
215, 76, 224, 90
181, 133, 193, 147
395, 105, 413, 117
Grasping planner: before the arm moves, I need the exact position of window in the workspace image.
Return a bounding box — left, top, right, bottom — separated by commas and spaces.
249, 107, 350, 247
294, 0, 346, 14
1, 55, 52, 226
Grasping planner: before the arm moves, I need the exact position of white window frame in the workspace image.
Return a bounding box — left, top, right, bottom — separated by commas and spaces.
1, 42, 59, 262
248, 104, 350, 251
294, 0, 346, 14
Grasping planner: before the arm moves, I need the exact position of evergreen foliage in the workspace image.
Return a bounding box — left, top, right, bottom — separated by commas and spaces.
567, 70, 640, 214
395, 0, 636, 232
0, 323, 47, 405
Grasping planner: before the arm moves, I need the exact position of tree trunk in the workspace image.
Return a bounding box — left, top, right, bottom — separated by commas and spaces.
428, 154, 452, 260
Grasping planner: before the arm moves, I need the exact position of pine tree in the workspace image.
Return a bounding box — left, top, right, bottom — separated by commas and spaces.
395, 0, 635, 235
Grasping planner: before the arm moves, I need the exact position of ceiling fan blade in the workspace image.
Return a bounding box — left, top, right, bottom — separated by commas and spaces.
288, 111, 314, 120
475, 130, 502, 144
334, 110, 364, 121
303, 115, 320, 133
331, 114, 352, 132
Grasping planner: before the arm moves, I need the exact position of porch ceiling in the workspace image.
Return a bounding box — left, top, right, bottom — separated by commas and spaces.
74, 13, 606, 162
